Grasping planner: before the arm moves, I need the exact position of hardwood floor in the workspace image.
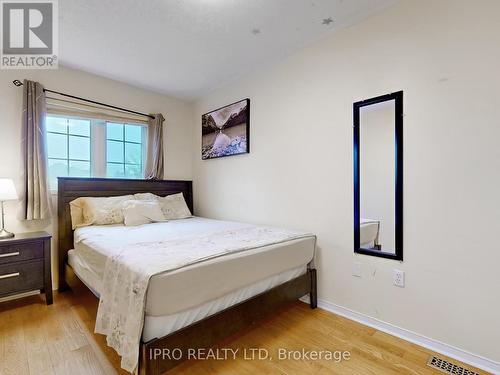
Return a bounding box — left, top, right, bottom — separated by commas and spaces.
0, 291, 489, 375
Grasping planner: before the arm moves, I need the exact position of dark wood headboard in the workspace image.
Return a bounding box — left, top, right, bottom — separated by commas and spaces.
57, 177, 193, 290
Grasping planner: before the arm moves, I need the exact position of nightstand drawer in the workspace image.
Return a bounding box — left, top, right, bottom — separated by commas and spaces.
0, 260, 44, 296
0, 241, 43, 265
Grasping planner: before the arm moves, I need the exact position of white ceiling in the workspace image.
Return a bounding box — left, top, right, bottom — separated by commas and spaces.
59, 0, 398, 100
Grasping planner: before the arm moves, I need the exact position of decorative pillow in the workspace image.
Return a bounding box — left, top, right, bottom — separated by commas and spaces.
134, 192, 160, 201
69, 195, 134, 228
158, 193, 192, 220
69, 197, 91, 229
122, 200, 166, 226
82, 195, 135, 225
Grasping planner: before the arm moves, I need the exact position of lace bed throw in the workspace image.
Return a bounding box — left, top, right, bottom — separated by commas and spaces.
94, 225, 313, 373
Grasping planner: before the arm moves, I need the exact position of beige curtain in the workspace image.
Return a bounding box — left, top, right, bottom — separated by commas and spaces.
46, 96, 149, 125
21, 80, 51, 220
145, 113, 165, 180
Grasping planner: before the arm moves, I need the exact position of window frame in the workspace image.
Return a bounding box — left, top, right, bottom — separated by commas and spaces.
45, 113, 147, 192
46, 115, 93, 190
105, 122, 147, 179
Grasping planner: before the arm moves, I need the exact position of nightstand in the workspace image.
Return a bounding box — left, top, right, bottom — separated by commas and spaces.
0, 231, 52, 305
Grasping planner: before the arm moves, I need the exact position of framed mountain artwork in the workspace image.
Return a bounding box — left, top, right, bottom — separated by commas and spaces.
202, 99, 250, 160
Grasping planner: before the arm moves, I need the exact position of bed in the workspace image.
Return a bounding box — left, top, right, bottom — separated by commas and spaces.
360, 218, 381, 249
57, 177, 317, 375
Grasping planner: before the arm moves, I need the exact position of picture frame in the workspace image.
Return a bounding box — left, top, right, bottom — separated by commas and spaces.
202, 99, 250, 160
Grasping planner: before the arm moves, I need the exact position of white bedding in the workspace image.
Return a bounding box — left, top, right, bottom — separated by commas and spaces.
72, 217, 315, 372
73, 218, 315, 315
360, 218, 380, 247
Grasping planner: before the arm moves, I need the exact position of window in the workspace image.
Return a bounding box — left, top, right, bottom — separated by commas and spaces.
46, 117, 91, 189
45, 115, 146, 190
106, 123, 144, 178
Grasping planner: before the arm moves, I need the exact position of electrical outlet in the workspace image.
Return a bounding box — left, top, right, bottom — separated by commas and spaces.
393, 269, 405, 287
352, 262, 362, 277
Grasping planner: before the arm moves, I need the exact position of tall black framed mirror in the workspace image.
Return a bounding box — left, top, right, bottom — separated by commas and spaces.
353, 91, 403, 261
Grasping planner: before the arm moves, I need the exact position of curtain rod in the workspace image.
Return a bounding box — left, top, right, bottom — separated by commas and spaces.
12, 79, 155, 120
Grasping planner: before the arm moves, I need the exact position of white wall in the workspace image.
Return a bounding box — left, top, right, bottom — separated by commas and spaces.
0, 66, 193, 287
193, 0, 500, 363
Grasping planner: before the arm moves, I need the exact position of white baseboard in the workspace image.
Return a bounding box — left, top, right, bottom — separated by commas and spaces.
300, 297, 499, 374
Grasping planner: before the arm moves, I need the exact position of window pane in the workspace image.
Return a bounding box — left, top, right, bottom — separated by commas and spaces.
48, 158, 68, 190
46, 116, 145, 188
107, 140, 124, 163
125, 164, 142, 179
125, 142, 141, 164
69, 161, 91, 177
68, 119, 90, 137
46, 116, 67, 134
69, 135, 90, 160
125, 125, 142, 143
47, 132, 67, 158
107, 123, 123, 141
107, 163, 124, 178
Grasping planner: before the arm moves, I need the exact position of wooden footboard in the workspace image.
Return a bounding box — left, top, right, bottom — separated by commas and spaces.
140, 268, 317, 375
65, 263, 317, 375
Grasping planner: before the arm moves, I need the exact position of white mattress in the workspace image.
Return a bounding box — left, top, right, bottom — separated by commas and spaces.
71, 217, 315, 316
360, 218, 380, 247
68, 249, 306, 342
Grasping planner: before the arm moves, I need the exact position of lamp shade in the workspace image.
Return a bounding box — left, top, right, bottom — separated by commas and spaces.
0, 179, 18, 201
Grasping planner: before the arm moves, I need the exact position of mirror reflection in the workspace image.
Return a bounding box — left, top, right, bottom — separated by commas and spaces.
359, 99, 396, 254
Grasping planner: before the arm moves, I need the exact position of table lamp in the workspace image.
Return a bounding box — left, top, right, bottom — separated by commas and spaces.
0, 179, 18, 239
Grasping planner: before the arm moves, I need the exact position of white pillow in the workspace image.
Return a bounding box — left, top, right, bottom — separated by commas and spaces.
70, 195, 134, 228
69, 197, 89, 230
158, 193, 192, 220
122, 200, 166, 226
134, 192, 159, 201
